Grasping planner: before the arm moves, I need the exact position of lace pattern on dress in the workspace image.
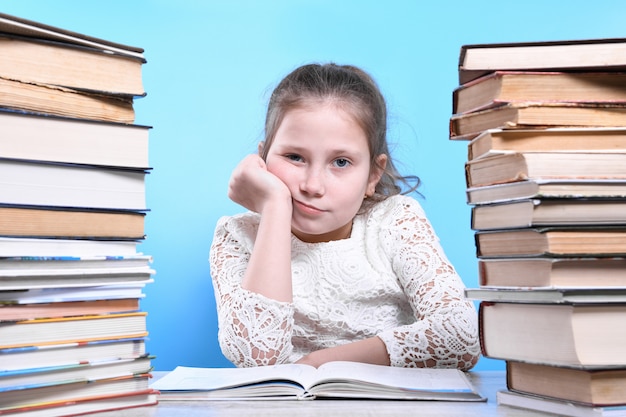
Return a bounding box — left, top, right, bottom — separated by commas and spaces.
370, 198, 479, 369
210, 195, 480, 369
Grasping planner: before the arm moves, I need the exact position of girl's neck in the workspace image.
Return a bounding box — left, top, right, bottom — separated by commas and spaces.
292, 221, 353, 243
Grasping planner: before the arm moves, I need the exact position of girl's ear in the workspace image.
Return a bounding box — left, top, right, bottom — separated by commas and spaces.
257, 141, 265, 156
367, 154, 387, 196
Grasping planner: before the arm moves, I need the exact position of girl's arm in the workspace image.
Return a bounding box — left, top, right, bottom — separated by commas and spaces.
209, 154, 296, 367
227, 154, 294, 302
377, 197, 481, 370
210, 215, 296, 367
295, 336, 390, 368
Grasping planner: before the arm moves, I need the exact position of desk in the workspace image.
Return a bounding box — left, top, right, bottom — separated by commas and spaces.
94, 371, 554, 416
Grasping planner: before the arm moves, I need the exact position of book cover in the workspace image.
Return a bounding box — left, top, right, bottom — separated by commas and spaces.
0, 312, 148, 349
470, 199, 626, 230
466, 287, 626, 304
506, 361, 626, 406
459, 37, 626, 84
467, 127, 626, 161
0, 298, 142, 322
475, 226, 626, 257
450, 103, 626, 140
477, 257, 626, 288
0, 109, 150, 169
0, 237, 140, 258
0, 338, 146, 372
497, 390, 626, 417
0, 356, 153, 391
0, 158, 148, 211
0, 33, 145, 96
0, 254, 153, 276
0, 374, 153, 412
466, 179, 626, 205
479, 302, 626, 366
0, 76, 136, 123
0, 205, 146, 239
452, 71, 626, 115
465, 152, 626, 188
0, 12, 145, 58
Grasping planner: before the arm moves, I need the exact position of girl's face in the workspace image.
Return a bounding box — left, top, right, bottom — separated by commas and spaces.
264, 104, 385, 243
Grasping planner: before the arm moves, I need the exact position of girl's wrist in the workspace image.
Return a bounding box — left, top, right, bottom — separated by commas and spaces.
260, 192, 292, 217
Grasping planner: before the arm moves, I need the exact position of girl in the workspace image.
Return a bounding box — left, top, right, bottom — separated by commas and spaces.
209, 63, 480, 370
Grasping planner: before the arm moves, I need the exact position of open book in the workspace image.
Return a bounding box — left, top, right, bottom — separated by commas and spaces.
150, 361, 485, 401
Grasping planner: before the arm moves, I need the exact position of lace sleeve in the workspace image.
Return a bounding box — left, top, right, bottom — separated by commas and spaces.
209, 215, 295, 367
375, 198, 480, 370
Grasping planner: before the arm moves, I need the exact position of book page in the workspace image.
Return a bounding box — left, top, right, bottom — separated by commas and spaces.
311, 361, 475, 392
151, 364, 317, 392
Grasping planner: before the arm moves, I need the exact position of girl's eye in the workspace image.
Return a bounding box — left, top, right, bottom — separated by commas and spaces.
286, 154, 303, 162
333, 158, 351, 168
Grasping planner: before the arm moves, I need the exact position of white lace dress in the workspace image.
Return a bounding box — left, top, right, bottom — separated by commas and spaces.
209, 194, 480, 370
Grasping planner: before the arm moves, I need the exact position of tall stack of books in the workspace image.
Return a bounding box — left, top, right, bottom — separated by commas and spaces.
450, 38, 626, 417
0, 13, 157, 416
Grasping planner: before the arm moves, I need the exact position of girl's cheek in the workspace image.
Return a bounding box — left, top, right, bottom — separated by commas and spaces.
268, 161, 294, 184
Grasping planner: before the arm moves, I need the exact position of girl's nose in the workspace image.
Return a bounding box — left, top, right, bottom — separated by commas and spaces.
300, 167, 325, 196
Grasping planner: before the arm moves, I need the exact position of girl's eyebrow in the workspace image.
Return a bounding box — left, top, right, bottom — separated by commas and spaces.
273, 138, 365, 156
273, 143, 306, 153
279, 146, 363, 158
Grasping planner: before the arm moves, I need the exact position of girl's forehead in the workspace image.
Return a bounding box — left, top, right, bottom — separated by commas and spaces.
272, 108, 370, 156
280, 105, 363, 133
284, 100, 362, 127
265, 98, 372, 155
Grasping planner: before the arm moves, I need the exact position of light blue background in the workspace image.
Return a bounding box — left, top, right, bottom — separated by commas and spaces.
4, 1, 625, 371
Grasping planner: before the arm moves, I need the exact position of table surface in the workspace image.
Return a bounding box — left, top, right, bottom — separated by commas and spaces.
89, 371, 560, 417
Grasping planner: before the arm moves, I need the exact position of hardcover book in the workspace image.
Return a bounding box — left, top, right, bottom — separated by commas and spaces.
458, 37, 626, 84
452, 71, 626, 115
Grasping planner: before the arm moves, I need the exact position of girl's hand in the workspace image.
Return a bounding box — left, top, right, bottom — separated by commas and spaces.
228, 154, 292, 214
295, 337, 391, 368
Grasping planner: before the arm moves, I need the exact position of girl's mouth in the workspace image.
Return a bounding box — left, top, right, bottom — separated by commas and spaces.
293, 199, 325, 215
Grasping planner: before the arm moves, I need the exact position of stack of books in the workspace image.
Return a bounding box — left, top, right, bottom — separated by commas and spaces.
450, 38, 626, 417
0, 13, 157, 416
